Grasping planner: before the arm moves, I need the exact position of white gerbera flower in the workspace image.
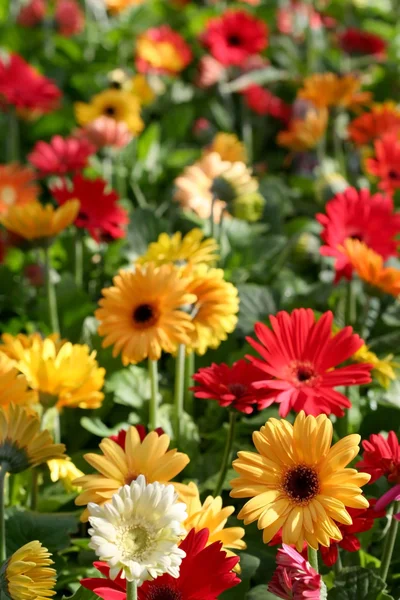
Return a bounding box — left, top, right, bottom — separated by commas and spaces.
87, 474, 187, 584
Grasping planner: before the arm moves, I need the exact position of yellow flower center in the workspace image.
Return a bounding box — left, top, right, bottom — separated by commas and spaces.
133, 303, 158, 328
1, 186, 16, 206
282, 464, 320, 505
116, 524, 155, 561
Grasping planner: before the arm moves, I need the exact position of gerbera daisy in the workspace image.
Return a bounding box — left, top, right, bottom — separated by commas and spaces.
206, 133, 247, 163
342, 239, 400, 297
196, 55, 225, 89
0, 199, 79, 241
201, 10, 268, 67
74, 425, 190, 521
192, 359, 274, 414
348, 103, 400, 146
268, 544, 321, 599
298, 72, 372, 110
0, 164, 39, 215
184, 264, 239, 355
339, 28, 386, 57
365, 133, 400, 194
80, 116, 133, 150
316, 187, 400, 282
82, 528, 240, 600
179, 481, 246, 561
8, 335, 105, 411
0, 53, 61, 117
246, 308, 372, 417
51, 174, 128, 243
48, 458, 84, 492
0, 404, 65, 474
242, 85, 291, 123
277, 2, 327, 38
28, 135, 95, 177
352, 344, 398, 389
17, 0, 46, 27
136, 228, 218, 267
277, 109, 328, 152
0, 332, 62, 360
136, 26, 192, 76
129, 74, 155, 106
356, 431, 400, 484
0, 353, 36, 410
3, 541, 56, 600
95, 263, 196, 365
75, 89, 144, 136
54, 0, 84, 37
231, 411, 371, 550
87, 475, 187, 583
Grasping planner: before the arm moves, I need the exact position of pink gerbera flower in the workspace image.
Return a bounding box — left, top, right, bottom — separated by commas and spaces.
268, 544, 321, 600
246, 309, 372, 417
28, 135, 95, 176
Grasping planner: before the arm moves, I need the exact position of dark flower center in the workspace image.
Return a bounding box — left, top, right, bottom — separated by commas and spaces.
296, 366, 315, 382
288, 360, 319, 387
144, 586, 182, 600
350, 234, 363, 241
133, 303, 155, 324
104, 105, 116, 116
283, 465, 320, 504
228, 34, 242, 46
228, 383, 247, 398
388, 169, 400, 180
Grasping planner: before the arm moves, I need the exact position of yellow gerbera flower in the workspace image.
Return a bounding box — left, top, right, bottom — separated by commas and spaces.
0, 333, 63, 361
47, 458, 84, 492
136, 228, 219, 267
0, 353, 36, 410
0, 200, 79, 241
298, 72, 372, 110
0, 404, 65, 474
353, 344, 398, 389
95, 263, 197, 365
4, 541, 56, 600
277, 109, 328, 152
130, 74, 155, 106
74, 426, 190, 521
10, 336, 105, 411
184, 264, 239, 355
207, 133, 247, 163
75, 89, 144, 135
179, 481, 246, 562
231, 411, 370, 551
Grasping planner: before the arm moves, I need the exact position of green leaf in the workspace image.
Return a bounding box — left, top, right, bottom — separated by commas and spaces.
158, 405, 200, 458
106, 365, 153, 408
245, 586, 280, 599
236, 284, 276, 335
125, 208, 168, 260
62, 585, 99, 600
6, 508, 78, 555
221, 67, 290, 93
330, 566, 389, 600
80, 417, 128, 438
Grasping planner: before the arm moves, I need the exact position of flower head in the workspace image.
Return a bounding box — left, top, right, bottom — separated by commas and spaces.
339, 28, 386, 57
196, 55, 225, 89
243, 85, 291, 123
348, 103, 400, 146
0, 353, 35, 410
75, 89, 144, 136
28, 135, 95, 177
51, 174, 128, 243
136, 229, 218, 268
4, 541, 56, 600
105, 0, 144, 13
0, 404, 65, 474
0, 200, 79, 241
48, 458, 84, 492
82, 528, 240, 600
298, 72, 371, 110
80, 116, 133, 150
75, 425, 190, 521
201, 10, 268, 67
316, 187, 400, 282
0, 164, 39, 215
55, 0, 84, 37
231, 411, 371, 550
206, 133, 247, 163
136, 26, 192, 75
268, 544, 321, 599
357, 431, 400, 484
277, 109, 328, 152
246, 309, 372, 417
365, 133, 400, 195
352, 345, 398, 389
192, 359, 274, 414
17, 0, 46, 27
87, 475, 187, 583
342, 239, 400, 297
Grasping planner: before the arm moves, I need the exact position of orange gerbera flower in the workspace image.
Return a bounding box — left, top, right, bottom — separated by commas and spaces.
348, 103, 400, 146
0, 164, 39, 215
299, 73, 372, 110
277, 109, 328, 152
342, 239, 400, 297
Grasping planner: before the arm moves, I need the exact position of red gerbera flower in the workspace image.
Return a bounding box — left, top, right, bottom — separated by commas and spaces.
81, 528, 240, 600
55, 0, 85, 37
191, 359, 274, 414
268, 544, 321, 600
242, 85, 291, 123
339, 28, 386, 57
356, 431, 400, 484
28, 135, 95, 176
246, 309, 372, 417
366, 134, 400, 195
136, 26, 192, 75
51, 174, 128, 243
17, 0, 46, 27
201, 10, 268, 67
109, 426, 164, 449
0, 53, 61, 116
348, 103, 400, 147
316, 187, 400, 282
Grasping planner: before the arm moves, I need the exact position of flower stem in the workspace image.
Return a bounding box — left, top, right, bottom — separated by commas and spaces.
380, 501, 400, 582
126, 580, 137, 600
30, 469, 39, 511
307, 546, 319, 573
43, 244, 60, 335
7, 108, 19, 162
334, 550, 343, 575
184, 352, 195, 415
148, 359, 159, 431
174, 344, 186, 446
213, 411, 237, 497
344, 278, 355, 327
210, 194, 216, 239
0, 466, 7, 562
74, 230, 84, 288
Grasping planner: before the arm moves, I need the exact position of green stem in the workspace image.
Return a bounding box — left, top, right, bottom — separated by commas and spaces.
334, 549, 343, 575
126, 580, 137, 600
213, 411, 237, 497
210, 195, 216, 239
333, 110, 347, 179
307, 546, 319, 573
241, 99, 253, 164
7, 109, 19, 163
344, 278, 355, 327
0, 467, 7, 562
174, 344, 186, 446
148, 359, 159, 431
380, 501, 400, 582
184, 352, 195, 415
30, 469, 39, 511
74, 230, 84, 288
43, 244, 60, 335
